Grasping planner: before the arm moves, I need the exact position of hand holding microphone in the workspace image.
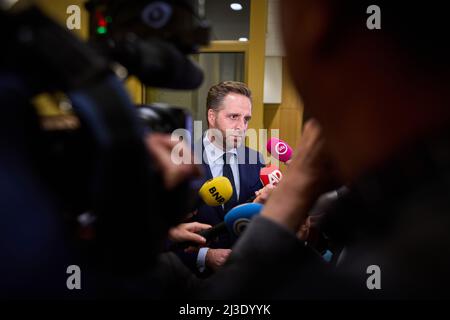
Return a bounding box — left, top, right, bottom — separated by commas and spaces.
196, 203, 264, 241
253, 184, 276, 204
169, 176, 233, 250
168, 222, 212, 245
202, 203, 263, 271
170, 202, 263, 253
260, 164, 283, 186
178, 179, 265, 246
251, 164, 283, 204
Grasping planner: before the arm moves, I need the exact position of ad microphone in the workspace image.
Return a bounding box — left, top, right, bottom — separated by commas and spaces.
260, 164, 283, 186
266, 137, 293, 163
244, 166, 282, 203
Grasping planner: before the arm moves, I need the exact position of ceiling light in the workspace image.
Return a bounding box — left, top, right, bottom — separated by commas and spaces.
230, 3, 243, 11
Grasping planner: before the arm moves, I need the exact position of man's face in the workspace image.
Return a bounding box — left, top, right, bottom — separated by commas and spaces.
208, 93, 252, 149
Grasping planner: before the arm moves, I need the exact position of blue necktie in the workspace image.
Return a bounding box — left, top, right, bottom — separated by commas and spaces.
222, 152, 238, 213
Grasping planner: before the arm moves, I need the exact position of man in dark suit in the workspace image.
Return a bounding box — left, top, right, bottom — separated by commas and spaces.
177, 81, 265, 276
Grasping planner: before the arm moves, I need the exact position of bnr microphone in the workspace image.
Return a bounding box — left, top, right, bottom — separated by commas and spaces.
197, 203, 264, 241
198, 176, 233, 206
170, 176, 233, 250
260, 164, 283, 186
266, 137, 293, 163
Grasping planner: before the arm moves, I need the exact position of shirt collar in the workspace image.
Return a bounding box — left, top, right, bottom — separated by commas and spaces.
203, 132, 238, 164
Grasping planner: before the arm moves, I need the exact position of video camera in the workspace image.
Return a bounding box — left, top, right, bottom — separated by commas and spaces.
85, 0, 209, 89
0, 0, 209, 276
137, 103, 193, 136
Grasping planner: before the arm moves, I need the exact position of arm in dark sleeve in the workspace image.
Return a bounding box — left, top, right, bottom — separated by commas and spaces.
149, 252, 204, 298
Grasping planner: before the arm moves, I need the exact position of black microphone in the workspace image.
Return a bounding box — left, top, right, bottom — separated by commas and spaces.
199, 203, 264, 241
168, 223, 225, 251
170, 203, 263, 250
196, 222, 226, 241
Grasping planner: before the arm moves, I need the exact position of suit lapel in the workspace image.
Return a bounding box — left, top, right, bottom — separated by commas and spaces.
199, 138, 226, 218
237, 145, 248, 203
199, 138, 213, 180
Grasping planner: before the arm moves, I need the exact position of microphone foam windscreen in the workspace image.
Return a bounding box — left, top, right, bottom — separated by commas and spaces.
224, 203, 264, 237
266, 137, 293, 163
260, 164, 283, 186
198, 176, 233, 206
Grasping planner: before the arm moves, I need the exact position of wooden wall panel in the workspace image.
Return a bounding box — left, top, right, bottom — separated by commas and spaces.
264, 58, 304, 170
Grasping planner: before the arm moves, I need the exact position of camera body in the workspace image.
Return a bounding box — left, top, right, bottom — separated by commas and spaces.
86, 0, 210, 90
86, 0, 209, 54
0, 0, 209, 288
137, 103, 192, 136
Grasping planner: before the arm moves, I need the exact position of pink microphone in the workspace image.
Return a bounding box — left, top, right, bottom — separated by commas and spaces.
266, 138, 293, 163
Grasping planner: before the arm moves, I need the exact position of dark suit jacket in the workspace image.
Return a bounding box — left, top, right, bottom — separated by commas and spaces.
176, 139, 265, 275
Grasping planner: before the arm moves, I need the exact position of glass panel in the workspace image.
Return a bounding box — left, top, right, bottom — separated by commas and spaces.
146, 52, 245, 129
